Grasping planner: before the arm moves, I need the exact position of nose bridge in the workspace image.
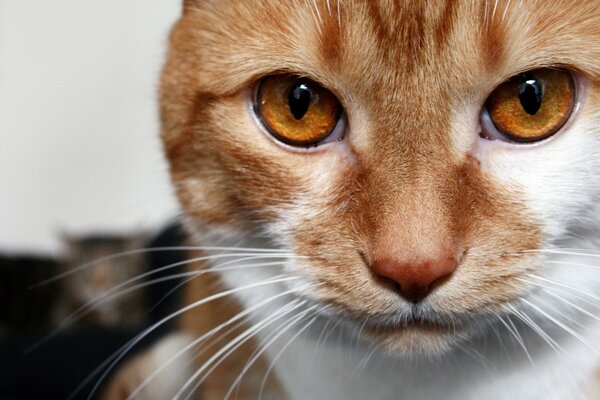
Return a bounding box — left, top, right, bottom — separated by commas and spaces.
372, 179, 459, 263
366, 165, 464, 301
357, 74, 465, 292
365, 81, 459, 252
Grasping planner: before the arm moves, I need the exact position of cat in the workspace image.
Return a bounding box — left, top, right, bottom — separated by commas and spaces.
54, 233, 148, 329
105, 1, 600, 399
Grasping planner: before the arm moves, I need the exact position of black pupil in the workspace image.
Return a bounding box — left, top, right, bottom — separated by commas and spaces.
288, 83, 312, 120
518, 74, 544, 115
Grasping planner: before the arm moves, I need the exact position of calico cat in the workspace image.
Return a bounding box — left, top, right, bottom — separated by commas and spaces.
106, 1, 600, 399
55, 233, 148, 329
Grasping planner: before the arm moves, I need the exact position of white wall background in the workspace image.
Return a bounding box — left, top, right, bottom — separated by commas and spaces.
0, 1, 182, 254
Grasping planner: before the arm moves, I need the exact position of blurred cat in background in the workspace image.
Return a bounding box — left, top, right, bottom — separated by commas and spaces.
54, 233, 148, 329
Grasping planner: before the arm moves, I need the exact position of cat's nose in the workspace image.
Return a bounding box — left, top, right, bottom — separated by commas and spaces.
371, 256, 458, 302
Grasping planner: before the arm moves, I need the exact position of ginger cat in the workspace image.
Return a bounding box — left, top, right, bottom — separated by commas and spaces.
106, 1, 600, 399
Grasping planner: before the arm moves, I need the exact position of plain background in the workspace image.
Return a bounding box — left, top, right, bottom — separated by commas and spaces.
0, 0, 183, 254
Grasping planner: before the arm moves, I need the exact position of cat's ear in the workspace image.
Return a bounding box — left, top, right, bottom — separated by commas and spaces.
56, 229, 81, 262
126, 229, 148, 251
57, 229, 76, 248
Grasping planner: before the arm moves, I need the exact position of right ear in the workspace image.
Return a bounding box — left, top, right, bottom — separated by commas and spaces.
58, 229, 75, 247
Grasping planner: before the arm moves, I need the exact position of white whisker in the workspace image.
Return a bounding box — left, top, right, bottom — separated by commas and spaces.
520, 298, 599, 355
523, 275, 600, 302
32, 246, 297, 287
528, 293, 587, 331
524, 248, 600, 258
149, 259, 288, 312
542, 289, 600, 323
177, 302, 313, 400
496, 314, 534, 364
352, 342, 380, 379
29, 258, 290, 352
127, 287, 310, 400
544, 259, 600, 270
72, 275, 298, 400
506, 304, 564, 356
224, 308, 319, 400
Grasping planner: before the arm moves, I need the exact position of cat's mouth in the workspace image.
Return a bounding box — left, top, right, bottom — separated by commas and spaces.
351, 312, 470, 355
364, 314, 460, 333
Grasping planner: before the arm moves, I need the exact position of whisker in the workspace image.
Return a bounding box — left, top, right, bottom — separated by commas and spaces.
522, 275, 600, 302
71, 275, 298, 400
177, 302, 314, 399
224, 308, 320, 400
528, 293, 587, 331
544, 259, 600, 270
542, 289, 600, 323
307, 315, 332, 371
496, 314, 534, 364
501, 0, 512, 23
257, 309, 324, 397
32, 246, 297, 287
488, 315, 510, 358
505, 304, 564, 356
149, 257, 291, 312
520, 298, 599, 355
456, 342, 492, 371
352, 342, 380, 379
523, 248, 600, 258
127, 287, 310, 400
518, 278, 600, 311
148, 260, 288, 312
28, 259, 289, 352
174, 291, 322, 398
81, 260, 287, 327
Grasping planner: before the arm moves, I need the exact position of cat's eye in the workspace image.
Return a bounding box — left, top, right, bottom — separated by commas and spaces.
255, 75, 343, 147
482, 69, 575, 143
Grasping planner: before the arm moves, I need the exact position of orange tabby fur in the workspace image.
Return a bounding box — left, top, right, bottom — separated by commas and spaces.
109, 1, 600, 398
178, 256, 284, 400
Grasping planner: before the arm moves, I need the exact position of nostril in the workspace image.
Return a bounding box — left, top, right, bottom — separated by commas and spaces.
397, 284, 431, 303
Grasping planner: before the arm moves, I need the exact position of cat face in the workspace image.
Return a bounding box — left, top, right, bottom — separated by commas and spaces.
161, 0, 600, 354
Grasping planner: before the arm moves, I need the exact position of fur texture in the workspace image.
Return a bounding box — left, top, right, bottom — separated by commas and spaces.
114, 1, 600, 399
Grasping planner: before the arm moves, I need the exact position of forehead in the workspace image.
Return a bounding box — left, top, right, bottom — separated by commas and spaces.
176, 0, 598, 168
183, 0, 600, 95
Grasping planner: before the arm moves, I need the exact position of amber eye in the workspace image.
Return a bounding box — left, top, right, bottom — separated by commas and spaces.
256, 75, 342, 146
485, 69, 575, 142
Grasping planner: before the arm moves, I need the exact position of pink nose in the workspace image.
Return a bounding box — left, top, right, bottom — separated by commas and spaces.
371, 256, 458, 302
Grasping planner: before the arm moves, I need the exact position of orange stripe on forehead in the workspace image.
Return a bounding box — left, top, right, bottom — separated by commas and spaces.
363, 1, 427, 74
426, 0, 461, 54
478, 1, 508, 72
318, 5, 343, 68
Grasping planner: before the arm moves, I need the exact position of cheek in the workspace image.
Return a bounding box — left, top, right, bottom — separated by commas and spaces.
170, 93, 359, 227
472, 76, 600, 240
474, 117, 600, 240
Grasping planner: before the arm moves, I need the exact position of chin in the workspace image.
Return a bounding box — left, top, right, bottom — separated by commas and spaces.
362, 319, 473, 357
